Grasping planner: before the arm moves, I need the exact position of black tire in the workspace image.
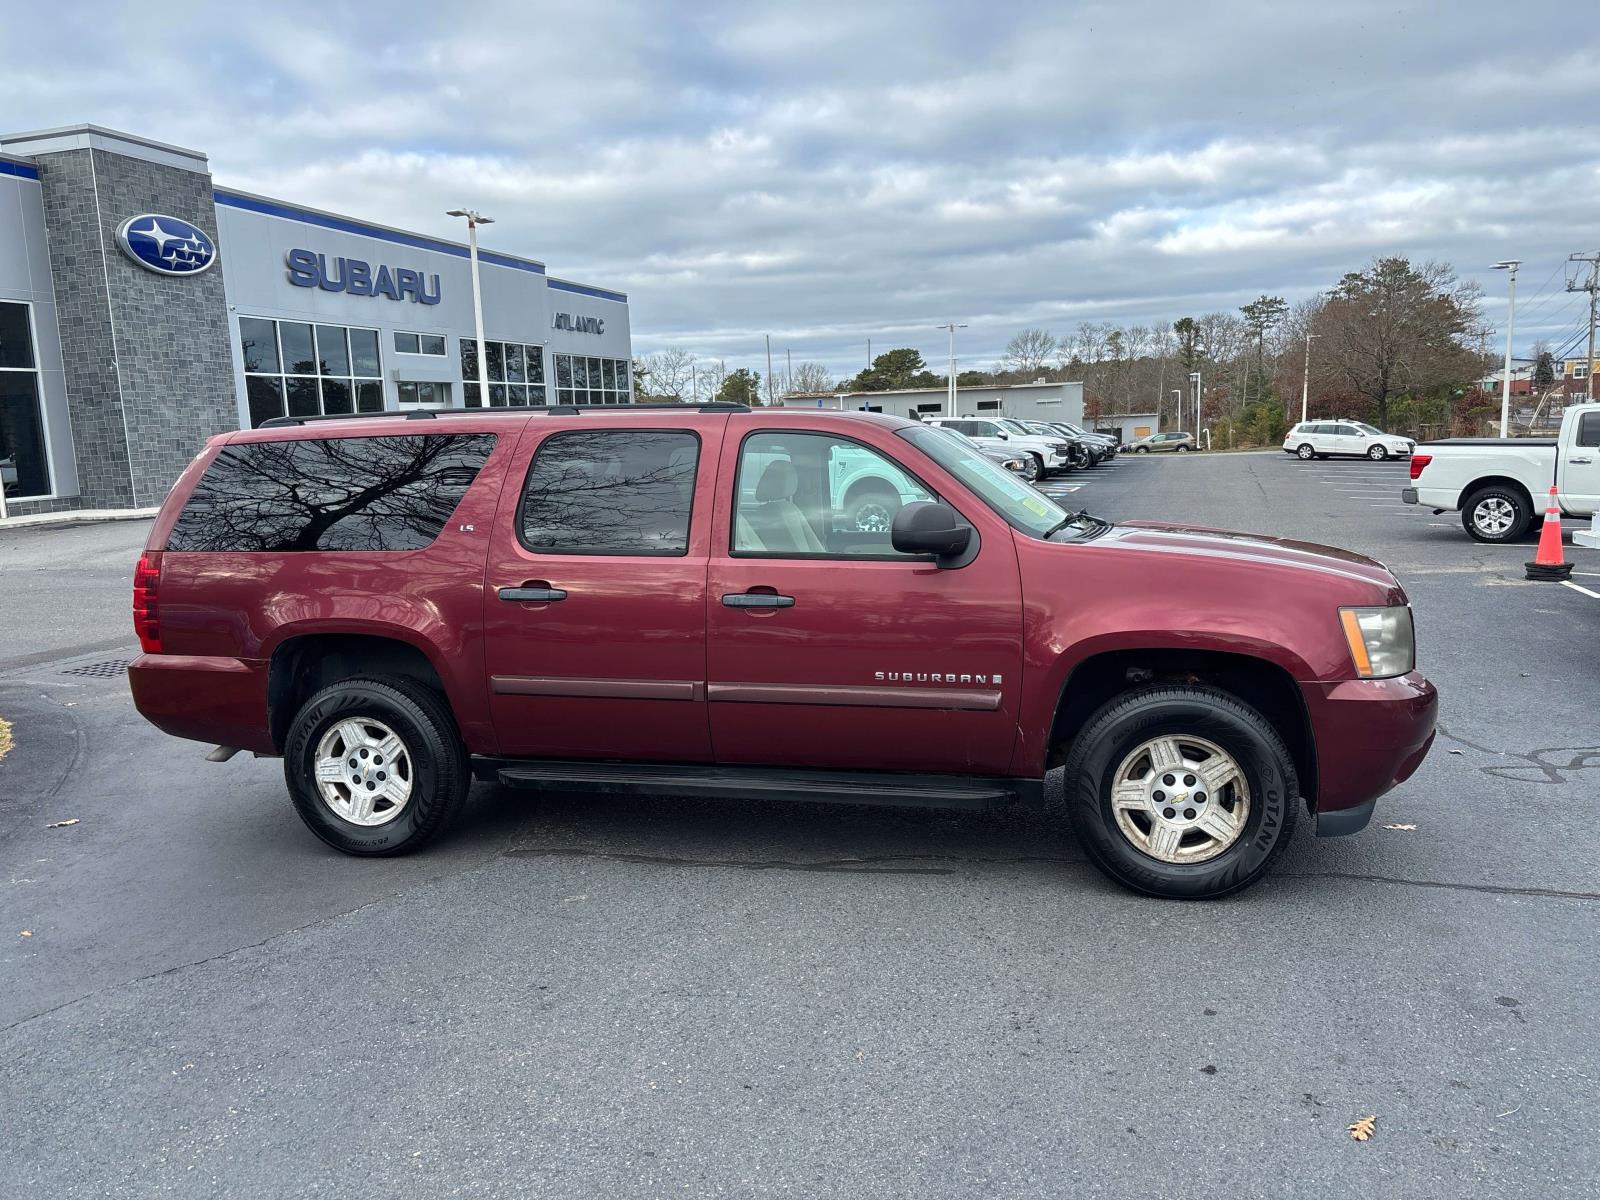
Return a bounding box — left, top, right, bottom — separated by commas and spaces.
1367, 444, 1388, 461
1175, 444, 1190, 453
1136, 445, 1149, 454
844, 484, 900, 533
1461, 485, 1532, 543
1295, 443, 1314, 460
283, 675, 471, 856
1061, 686, 1299, 899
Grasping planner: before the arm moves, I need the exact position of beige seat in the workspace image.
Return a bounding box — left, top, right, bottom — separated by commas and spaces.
743, 460, 824, 553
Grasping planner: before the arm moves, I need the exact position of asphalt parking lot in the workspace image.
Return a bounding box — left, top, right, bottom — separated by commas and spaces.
2, 451, 1597, 1199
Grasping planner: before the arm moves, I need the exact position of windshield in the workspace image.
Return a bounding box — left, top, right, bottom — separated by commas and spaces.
1353, 422, 1383, 435
1058, 422, 1089, 436
996, 418, 1033, 435
901, 425, 1076, 538
1023, 422, 1060, 437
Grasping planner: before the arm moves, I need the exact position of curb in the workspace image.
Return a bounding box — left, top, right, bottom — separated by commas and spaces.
0, 507, 159, 530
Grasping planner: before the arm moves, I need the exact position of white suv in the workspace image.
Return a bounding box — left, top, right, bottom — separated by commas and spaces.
1283, 421, 1414, 461
926, 416, 1072, 481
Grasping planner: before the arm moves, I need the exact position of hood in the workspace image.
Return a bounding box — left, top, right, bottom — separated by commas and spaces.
1103, 520, 1403, 594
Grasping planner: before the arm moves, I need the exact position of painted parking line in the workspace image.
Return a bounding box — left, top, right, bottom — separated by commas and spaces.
1561, 580, 1600, 600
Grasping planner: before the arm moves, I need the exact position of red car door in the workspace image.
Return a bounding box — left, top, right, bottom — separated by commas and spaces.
481, 414, 725, 761
705, 417, 1024, 774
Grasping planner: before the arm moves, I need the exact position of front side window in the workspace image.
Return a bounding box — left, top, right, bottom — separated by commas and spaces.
1577, 411, 1600, 448
520, 429, 698, 556
0, 300, 50, 498
166, 434, 496, 552
732, 431, 935, 557
240, 317, 383, 427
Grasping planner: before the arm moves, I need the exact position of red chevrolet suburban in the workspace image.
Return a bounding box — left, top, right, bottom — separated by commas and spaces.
129, 403, 1437, 898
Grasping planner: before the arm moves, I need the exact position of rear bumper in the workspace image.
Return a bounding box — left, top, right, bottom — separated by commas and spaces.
127, 653, 275, 754
1300, 671, 1438, 836
1401, 487, 1419, 504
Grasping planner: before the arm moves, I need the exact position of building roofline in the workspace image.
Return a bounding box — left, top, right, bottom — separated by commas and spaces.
547, 275, 629, 303
0, 154, 39, 181
0, 122, 209, 161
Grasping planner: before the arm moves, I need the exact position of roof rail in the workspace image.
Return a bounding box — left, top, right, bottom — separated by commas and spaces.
257, 401, 752, 429
539, 402, 751, 414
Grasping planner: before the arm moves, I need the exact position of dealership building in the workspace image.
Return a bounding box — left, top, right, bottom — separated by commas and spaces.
0, 124, 632, 517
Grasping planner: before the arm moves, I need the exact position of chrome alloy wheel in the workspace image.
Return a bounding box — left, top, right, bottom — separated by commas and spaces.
1109, 734, 1251, 864
313, 718, 414, 826
852, 500, 894, 532
1472, 497, 1516, 537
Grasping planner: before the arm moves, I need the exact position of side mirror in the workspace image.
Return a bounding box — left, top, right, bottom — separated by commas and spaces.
994, 431, 1008, 440
892, 501, 971, 562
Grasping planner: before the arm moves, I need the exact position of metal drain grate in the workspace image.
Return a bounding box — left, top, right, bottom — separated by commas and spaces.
59, 658, 131, 679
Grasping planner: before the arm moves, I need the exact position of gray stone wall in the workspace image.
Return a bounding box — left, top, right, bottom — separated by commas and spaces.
28, 145, 235, 510
30, 148, 132, 508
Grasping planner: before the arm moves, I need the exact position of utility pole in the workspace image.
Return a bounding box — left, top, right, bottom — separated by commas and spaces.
1300, 332, 1321, 424
1189, 371, 1202, 437
765, 334, 775, 406
786, 348, 792, 397
1571, 253, 1600, 402
937, 322, 967, 415
1491, 261, 1520, 433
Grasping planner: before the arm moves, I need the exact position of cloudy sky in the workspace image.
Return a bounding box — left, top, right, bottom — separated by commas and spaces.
7, 1, 1597, 377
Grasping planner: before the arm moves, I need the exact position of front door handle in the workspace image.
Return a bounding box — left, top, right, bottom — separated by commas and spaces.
1569, 457, 1594, 465
722, 592, 795, 609
499, 585, 567, 603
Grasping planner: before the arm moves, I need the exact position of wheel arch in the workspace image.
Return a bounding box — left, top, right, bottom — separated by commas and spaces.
1458, 475, 1534, 513
266, 632, 455, 754
1044, 647, 1317, 810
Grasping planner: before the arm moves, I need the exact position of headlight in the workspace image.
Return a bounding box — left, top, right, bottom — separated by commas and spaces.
1338, 606, 1414, 678
1003, 457, 1025, 470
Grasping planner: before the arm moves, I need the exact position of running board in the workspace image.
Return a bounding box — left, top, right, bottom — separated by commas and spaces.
488, 759, 1040, 810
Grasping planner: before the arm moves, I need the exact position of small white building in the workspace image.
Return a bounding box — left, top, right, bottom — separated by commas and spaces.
782, 381, 1085, 425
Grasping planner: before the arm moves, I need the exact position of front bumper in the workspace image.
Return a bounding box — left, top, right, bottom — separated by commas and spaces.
1299, 671, 1438, 836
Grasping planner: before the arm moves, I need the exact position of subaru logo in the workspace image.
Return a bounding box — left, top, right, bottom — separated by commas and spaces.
115, 214, 218, 277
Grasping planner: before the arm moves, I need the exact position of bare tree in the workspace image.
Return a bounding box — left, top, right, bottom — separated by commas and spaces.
1003, 328, 1059, 376
641, 348, 696, 402
784, 361, 835, 395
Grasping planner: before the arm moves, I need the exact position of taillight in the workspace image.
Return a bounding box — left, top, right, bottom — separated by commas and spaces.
1409, 454, 1431, 481
133, 551, 162, 653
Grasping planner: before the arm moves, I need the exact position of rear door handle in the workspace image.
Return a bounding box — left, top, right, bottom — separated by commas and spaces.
499, 586, 567, 603
722, 592, 795, 608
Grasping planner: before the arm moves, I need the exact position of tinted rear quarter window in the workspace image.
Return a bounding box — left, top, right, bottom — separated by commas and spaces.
520, 429, 699, 556
167, 433, 496, 552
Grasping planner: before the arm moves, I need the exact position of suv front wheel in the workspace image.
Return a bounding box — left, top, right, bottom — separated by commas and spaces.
1062, 686, 1298, 899
284, 676, 470, 855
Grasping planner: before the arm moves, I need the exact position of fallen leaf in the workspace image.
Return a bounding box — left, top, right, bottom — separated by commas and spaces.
45, 818, 80, 829
1348, 1115, 1377, 1141
1446, 749, 1464, 755
1383, 823, 1417, 831
19, 930, 32, 938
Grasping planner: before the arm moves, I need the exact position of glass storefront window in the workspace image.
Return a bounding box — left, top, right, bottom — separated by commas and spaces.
458, 339, 546, 408
241, 317, 382, 426
552, 353, 631, 406
0, 302, 50, 499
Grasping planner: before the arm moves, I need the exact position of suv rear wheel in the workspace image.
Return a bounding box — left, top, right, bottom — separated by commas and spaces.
284, 676, 470, 855
1061, 686, 1298, 899
1462, 485, 1531, 543
1295, 443, 1314, 460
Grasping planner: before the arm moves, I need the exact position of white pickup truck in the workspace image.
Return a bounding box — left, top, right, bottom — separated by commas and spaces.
1402, 402, 1600, 542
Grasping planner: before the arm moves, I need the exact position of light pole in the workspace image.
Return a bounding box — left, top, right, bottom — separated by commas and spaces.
1171, 389, 1182, 433
1300, 332, 1321, 424
446, 208, 494, 408
936, 322, 967, 414
1491, 260, 1520, 434
1189, 371, 1202, 440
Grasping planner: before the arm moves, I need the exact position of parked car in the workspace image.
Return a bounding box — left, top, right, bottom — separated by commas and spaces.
923, 416, 1073, 481
129, 402, 1436, 900
1017, 421, 1093, 469
1403, 402, 1599, 542
1048, 420, 1119, 461
1133, 432, 1196, 454
1283, 421, 1414, 461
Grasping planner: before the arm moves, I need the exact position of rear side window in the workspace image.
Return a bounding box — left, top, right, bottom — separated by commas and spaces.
167, 434, 496, 552
520, 429, 699, 556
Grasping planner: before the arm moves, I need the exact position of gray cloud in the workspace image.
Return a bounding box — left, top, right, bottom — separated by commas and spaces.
6, 1, 1596, 376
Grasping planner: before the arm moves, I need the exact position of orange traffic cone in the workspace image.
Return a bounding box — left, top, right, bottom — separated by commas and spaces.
1525, 485, 1572, 581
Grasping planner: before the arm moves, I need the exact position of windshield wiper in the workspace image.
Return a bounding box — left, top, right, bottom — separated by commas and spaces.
1045, 508, 1113, 540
